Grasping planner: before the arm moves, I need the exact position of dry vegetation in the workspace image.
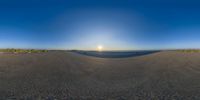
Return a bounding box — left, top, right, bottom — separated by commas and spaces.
0, 49, 48, 53
0, 51, 200, 99
176, 49, 200, 53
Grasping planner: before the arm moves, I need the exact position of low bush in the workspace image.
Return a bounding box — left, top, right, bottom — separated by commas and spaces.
0, 49, 48, 53
176, 49, 200, 53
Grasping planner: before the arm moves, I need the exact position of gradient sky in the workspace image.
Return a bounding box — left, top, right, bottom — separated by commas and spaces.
0, 0, 200, 50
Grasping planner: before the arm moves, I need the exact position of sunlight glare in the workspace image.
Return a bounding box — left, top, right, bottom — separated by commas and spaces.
97, 45, 103, 51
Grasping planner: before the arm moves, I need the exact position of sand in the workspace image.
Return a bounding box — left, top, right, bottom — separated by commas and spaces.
0, 51, 200, 99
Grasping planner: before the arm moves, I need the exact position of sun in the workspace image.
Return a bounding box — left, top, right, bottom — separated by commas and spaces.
97, 45, 103, 51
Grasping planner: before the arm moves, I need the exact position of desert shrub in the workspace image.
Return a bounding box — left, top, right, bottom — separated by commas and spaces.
176, 49, 200, 53
0, 49, 48, 53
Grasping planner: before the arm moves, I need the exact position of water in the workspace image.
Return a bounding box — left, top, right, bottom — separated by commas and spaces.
72, 50, 160, 58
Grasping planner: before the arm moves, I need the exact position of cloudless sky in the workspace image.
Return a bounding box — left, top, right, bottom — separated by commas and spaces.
0, 0, 200, 50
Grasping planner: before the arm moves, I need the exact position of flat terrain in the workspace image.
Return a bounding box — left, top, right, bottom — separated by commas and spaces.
0, 51, 200, 99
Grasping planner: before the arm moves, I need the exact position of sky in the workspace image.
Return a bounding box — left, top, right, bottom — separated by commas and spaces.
0, 0, 200, 50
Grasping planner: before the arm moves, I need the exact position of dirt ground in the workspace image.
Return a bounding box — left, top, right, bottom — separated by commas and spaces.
0, 51, 200, 100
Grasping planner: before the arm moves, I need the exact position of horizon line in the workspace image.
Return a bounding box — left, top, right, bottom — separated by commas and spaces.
1, 48, 200, 51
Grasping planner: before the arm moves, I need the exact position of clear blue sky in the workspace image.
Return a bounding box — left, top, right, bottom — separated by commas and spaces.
0, 0, 200, 50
